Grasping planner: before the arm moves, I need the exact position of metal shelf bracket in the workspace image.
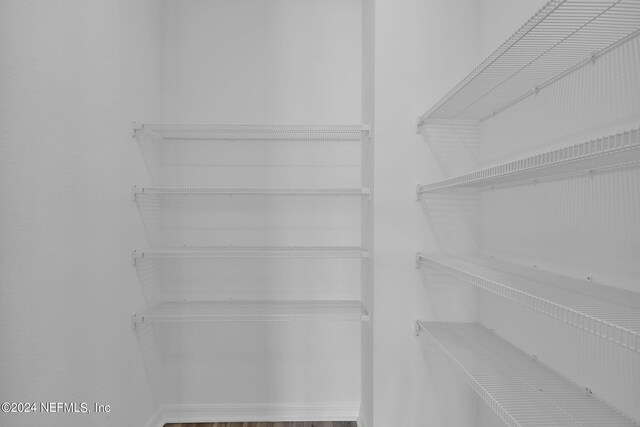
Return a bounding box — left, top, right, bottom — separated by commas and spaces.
131, 121, 142, 137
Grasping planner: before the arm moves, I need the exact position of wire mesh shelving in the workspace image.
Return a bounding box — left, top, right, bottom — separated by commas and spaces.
416, 322, 640, 427
132, 300, 369, 326
132, 186, 370, 200
416, 253, 640, 352
417, 127, 640, 194
132, 246, 370, 265
417, 0, 640, 124
133, 123, 370, 142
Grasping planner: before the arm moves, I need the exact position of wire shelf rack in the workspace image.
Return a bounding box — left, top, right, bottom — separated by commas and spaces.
416, 322, 639, 427
417, 0, 640, 124
132, 186, 370, 199
417, 127, 640, 194
133, 123, 370, 141
133, 300, 369, 326
132, 185, 370, 200
132, 246, 370, 264
416, 253, 640, 352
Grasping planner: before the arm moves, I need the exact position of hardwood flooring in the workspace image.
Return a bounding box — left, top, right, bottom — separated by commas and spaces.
164, 422, 356, 427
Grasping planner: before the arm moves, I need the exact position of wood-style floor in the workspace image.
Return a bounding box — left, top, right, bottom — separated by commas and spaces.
164, 423, 356, 427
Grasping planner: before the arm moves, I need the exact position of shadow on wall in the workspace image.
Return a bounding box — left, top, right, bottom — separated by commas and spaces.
135, 322, 163, 406
416, 120, 481, 255
417, 266, 479, 322
134, 194, 363, 248
418, 191, 481, 255
479, 35, 640, 165
480, 167, 640, 290
136, 138, 362, 187
134, 256, 361, 304
418, 121, 480, 177
415, 330, 478, 427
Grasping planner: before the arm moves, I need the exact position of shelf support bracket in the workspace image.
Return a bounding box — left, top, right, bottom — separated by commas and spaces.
132, 185, 139, 201
415, 252, 422, 269
131, 314, 138, 331
131, 121, 142, 138
415, 321, 422, 336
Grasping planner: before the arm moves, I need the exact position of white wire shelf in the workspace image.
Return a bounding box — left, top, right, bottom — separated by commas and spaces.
417, 127, 640, 194
416, 253, 640, 353
132, 300, 369, 326
132, 123, 370, 141
132, 186, 370, 199
132, 246, 370, 264
416, 322, 639, 427
417, 0, 640, 123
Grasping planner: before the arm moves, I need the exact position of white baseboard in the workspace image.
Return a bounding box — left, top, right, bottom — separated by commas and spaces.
145, 402, 360, 426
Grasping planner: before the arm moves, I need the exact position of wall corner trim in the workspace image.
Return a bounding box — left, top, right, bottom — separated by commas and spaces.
143, 407, 163, 427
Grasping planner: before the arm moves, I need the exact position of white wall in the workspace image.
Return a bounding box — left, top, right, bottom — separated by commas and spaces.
162, 0, 362, 124
374, 1, 482, 426
479, 0, 549, 54
0, 1, 163, 426
373, 1, 548, 426
150, 0, 365, 413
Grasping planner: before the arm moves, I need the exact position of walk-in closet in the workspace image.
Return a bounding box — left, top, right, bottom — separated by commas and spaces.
1, 1, 638, 426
